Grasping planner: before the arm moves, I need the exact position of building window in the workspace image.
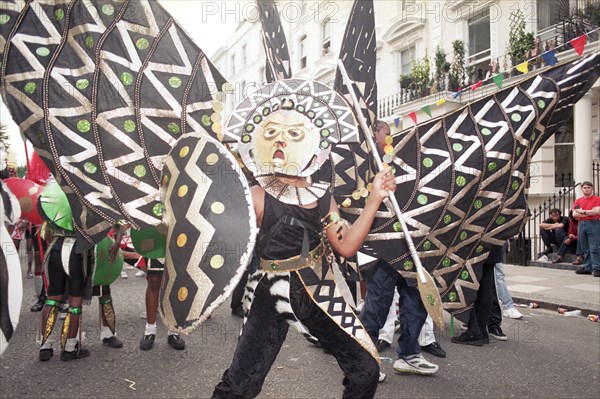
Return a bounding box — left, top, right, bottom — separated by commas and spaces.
468, 9, 491, 60
537, 0, 570, 31
230, 54, 236, 75
400, 46, 415, 76
322, 18, 331, 56
554, 115, 574, 187
299, 34, 307, 69
241, 44, 247, 67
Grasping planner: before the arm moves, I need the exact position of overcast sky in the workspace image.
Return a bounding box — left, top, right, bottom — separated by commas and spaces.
2, 0, 243, 166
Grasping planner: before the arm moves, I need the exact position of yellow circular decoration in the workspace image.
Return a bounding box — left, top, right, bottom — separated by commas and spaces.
383, 144, 394, 154
351, 190, 361, 201
367, 183, 374, 192
177, 287, 188, 302
212, 123, 223, 135
210, 112, 222, 123
384, 135, 394, 145
177, 233, 187, 247
360, 187, 369, 198
206, 153, 219, 165
178, 185, 188, 197
212, 101, 223, 112
179, 146, 189, 158
215, 92, 225, 102
210, 254, 225, 269
341, 198, 352, 208
162, 175, 169, 187
211, 202, 225, 214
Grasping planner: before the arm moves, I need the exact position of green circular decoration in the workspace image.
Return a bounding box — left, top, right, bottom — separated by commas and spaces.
403, 260, 414, 271
24, 82, 36, 94
537, 99, 546, 109
93, 236, 123, 286
253, 115, 262, 123
120, 72, 133, 86
460, 231, 467, 240
320, 129, 330, 137
152, 202, 165, 217
40, 181, 73, 231
423, 157, 433, 168
84, 162, 97, 174
481, 128, 492, 136
77, 119, 91, 133
474, 199, 483, 209
423, 240, 432, 251
452, 143, 463, 152
516, 147, 522, 156
0, 14, 10, 24
134, 165, 146, 178
449, 292, 457, 302
315, 119, 323, 127
392, 222, 402, 232
417, 194, 428, 205
245, 124, 254, 132
102, 4, 115, 15
297, 105, 305, 113
391, 166, 396, 174
443, 214, 452, 224
168, 122, 180, 134
242, 134, 251, 143
442, 257, 451, 267
476, 245, 484, 253
54, 9, 65, 21
76, 79, 89, 90
488, 162, 497, 172
130, 226, 167, 259
460, 270, 469, 280
123, 120, 136, 133
36, 47, 50, 57
169, 76, 182, 88
456, 176, 466, 187
319, 141, 330, 149
496, 216, 506, 225
136, 38, 149, 50
262, 107, 270, 116
511, 113, 522, 122
85, 36, 94, 49
512, 180, 520, 190
202, 114, 212, 126
427, 293, 435, 306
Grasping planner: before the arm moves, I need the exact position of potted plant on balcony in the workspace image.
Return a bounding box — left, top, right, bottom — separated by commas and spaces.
434, 46, 450, 93
508, 9, 535, 75
411, 53, 431, 97
449, 40, 465, 92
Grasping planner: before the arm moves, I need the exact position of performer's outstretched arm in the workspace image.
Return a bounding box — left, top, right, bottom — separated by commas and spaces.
326, 167, 396, 258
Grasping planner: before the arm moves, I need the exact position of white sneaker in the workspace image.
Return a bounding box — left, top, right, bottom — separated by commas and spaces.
393, 354, 438, 375
135, 270, 147, 277
120, 271, 128, 279
503, 307, 523, 319
378, 372, 386, 383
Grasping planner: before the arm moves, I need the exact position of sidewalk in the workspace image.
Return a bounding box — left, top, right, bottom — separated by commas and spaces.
504, 264, 600, 315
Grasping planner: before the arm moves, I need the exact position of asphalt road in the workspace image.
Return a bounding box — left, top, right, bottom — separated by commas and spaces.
1, 268, 599, 399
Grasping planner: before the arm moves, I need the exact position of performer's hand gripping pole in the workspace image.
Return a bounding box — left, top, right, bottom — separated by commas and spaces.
337, 60, 444, 328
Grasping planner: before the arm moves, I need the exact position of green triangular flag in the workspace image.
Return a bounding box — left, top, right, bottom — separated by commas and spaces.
493, 73, 503, 89
421, 105, 432, 117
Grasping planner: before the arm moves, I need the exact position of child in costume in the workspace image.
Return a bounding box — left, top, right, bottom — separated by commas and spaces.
213, 80, 396, 399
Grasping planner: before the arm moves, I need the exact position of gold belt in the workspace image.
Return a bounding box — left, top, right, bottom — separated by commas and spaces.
259, 242, 325, 272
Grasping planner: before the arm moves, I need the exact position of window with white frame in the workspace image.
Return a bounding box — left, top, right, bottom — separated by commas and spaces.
299, 34, 307, 69
230, 53, 236, 75
241, 44, 247, 67
400, 46, 415, 76
554, 116, 574, 187
322, 17, 331, 55
537, 0, 570, 31
468, 9, 491, 60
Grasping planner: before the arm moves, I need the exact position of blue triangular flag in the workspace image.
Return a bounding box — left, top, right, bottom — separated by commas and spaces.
394, 117, 401, 128
542, 50, 557, 66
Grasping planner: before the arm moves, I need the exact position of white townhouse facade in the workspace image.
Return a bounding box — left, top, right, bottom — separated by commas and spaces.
211, 0, 600, 212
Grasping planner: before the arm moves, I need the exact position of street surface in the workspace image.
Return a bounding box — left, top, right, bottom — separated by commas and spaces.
1, 268, 599, 399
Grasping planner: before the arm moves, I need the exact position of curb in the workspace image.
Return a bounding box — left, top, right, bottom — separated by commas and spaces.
512, 296, 599, 318
526, 261, 579, 271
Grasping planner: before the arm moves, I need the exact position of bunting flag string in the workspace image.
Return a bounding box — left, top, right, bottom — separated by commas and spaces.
388, 28, 596, 128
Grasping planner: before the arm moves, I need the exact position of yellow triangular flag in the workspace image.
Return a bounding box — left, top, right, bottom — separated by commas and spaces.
436, 98, 446, 106
516, 61, 529, 74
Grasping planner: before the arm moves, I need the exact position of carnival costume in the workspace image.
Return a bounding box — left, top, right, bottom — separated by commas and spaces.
213, 79, 392, 399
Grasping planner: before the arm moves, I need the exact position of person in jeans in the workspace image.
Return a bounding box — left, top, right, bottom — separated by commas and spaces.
539, 208, 569, 256
553, 211, 582, 264
572, 181, 600, 276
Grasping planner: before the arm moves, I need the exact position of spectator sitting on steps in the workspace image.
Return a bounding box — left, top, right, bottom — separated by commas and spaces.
553, 210, 582, 264
539, 208, 569, 257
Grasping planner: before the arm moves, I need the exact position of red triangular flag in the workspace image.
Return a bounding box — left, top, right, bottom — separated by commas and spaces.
408, 111, 417, 125
470, 80, 482, 91
570, 34, 587, 56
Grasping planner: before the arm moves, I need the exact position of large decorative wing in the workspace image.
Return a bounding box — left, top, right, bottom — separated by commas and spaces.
257, 0, 291, 83
159, 132, 256, 332
347, 54, 599, 320
0, 0, 226, 250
